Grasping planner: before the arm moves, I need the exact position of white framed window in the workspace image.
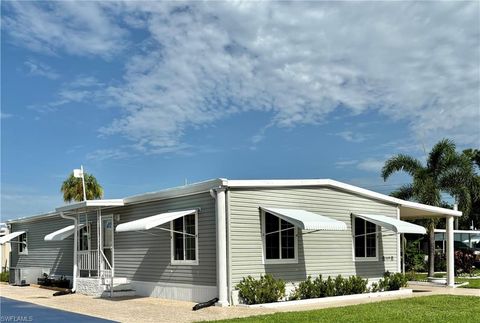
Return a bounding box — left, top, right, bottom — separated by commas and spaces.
79, 224, 91, 251
170, 212, 198, 265
353, 216, 378, 261
262, 211, 298, 264
18, 232, 28, 255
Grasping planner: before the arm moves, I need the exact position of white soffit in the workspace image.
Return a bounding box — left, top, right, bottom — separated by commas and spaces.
116, 209, 197, 232
354, 213, 426, 234
44, 224, 86, 241
0, 231, 25, 244
261, 207, 348, 231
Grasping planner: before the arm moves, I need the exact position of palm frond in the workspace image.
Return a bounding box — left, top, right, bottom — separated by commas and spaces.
390, 184, 414, 201
381, 154, 423, 181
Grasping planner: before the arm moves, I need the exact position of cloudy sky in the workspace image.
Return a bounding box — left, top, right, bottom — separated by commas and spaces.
1, 1, 479, 219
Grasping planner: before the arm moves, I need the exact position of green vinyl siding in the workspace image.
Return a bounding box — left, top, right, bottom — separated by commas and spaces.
229, 187, 399, 286
10, 216, 75, 276
110, 192, 216, 286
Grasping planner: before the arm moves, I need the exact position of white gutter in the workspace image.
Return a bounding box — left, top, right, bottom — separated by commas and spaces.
60, 211, 78, 292
210, 187, 229, 306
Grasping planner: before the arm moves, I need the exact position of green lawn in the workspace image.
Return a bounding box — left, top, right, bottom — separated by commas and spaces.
409, 272, 480, 288
207, 296, 480, 323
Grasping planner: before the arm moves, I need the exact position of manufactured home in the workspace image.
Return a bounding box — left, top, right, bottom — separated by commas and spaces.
4, 179, 461, 305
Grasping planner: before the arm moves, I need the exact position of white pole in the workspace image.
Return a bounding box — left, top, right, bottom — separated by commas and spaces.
60, 212, 78, 292
81, 165, 87, 201
214, 188, 229, 306
446, 213, 455, 287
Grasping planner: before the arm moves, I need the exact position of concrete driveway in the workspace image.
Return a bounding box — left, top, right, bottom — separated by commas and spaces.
1, 297, 117, 322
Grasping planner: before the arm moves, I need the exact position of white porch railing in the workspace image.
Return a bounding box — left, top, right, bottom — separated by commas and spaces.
78, 250, 98, 271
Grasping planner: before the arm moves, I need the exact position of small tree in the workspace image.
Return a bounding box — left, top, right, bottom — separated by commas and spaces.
61, 172, 103, 202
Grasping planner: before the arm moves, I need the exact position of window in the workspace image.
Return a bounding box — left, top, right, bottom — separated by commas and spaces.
354, 217, 377, 260
263, 212, 297, 263
18, 232, 28, 255
171, 213, 198, 265
79, 224, 90, 251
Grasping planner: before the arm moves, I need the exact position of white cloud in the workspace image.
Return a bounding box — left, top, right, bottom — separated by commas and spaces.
357, 158, 387, 173
335, 160, 359, 168
4, 1, 479, 152
24, 59, 59, 79
334, 131, 371, 143
86, 148, 130, 161
3, 1, 127, 58
0, 112, 13, 119
28, 76, 102, 112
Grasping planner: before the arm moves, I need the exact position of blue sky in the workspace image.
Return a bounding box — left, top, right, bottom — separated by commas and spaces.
1, 1, 479, 220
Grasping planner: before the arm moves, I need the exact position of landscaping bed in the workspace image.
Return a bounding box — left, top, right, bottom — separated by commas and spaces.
206, 295, 480, 323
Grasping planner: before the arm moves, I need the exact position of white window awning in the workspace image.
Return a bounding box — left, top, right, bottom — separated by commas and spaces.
353, 213, 426, 234
261, 207, 348, 231
0, 231, 25, 245
116, 209, 197, 232
44, 224, 86, 241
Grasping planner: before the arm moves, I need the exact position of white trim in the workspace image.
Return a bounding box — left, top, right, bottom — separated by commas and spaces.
170, 212, 199, 266
18, 232, 28, 255
396, 207, 401, 273
9, 178, 460, 225
56, 199, 124, 213
434, 229, 480, 234
101, 214, 115, 275
261, 210, 298, 265
352, 215, 378, 262
242, 289, 413, 308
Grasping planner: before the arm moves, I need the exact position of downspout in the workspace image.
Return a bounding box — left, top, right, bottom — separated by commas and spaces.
210, 188, 229, 306
60, 211, 78, 292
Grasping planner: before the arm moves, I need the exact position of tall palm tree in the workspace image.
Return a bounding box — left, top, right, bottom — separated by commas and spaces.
382, 139, 476, 277
61, 172, 104, 202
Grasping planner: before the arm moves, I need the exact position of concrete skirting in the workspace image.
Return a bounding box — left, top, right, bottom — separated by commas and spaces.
240, 289, 413, 308
130, 280, 217, 303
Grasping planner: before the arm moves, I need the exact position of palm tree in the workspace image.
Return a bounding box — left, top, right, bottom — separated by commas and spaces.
61, 172, 104, 202
382, 139, 476, 277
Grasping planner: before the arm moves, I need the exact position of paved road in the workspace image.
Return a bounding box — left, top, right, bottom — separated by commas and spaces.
0, 297, 117, 322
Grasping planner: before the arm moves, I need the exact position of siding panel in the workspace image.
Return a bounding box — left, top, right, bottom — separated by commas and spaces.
229, 187, 399, 286
11, 216, 75, 276
110, 192, 217, 286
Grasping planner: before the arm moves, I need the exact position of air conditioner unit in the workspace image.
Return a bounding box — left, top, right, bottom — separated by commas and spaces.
9, 267, 49, 285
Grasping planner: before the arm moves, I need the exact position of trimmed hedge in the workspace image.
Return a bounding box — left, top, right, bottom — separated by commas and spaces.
290, 275, 368, 300
236, 272, 408, 304
236, 274, 286, 305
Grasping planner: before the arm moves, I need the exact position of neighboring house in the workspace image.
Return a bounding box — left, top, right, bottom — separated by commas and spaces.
0, 223, 11, 272
5, 178, 460, 305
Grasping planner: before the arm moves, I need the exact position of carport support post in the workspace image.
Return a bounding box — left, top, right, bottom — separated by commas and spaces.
215, 187, 229, 306
446, 214, 455, 287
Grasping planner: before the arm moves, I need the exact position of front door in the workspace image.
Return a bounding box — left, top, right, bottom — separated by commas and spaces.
101, 215, 114, 273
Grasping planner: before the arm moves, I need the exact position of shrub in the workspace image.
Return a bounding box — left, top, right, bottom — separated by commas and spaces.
291, 276, 318, 300
236, 274, 285, 305
404, 239, 426, 272
434, 252, 447, 272
290, 275, 368, 300
0, 271, 9, 282
377, 271, 408, 291
455, 250, 475, 275
347, 275, 369, 294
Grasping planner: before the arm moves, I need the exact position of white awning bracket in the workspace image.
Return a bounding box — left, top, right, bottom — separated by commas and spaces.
0, 231, 26, 245
353, 213, 426, 235
260, 207, 348, 231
